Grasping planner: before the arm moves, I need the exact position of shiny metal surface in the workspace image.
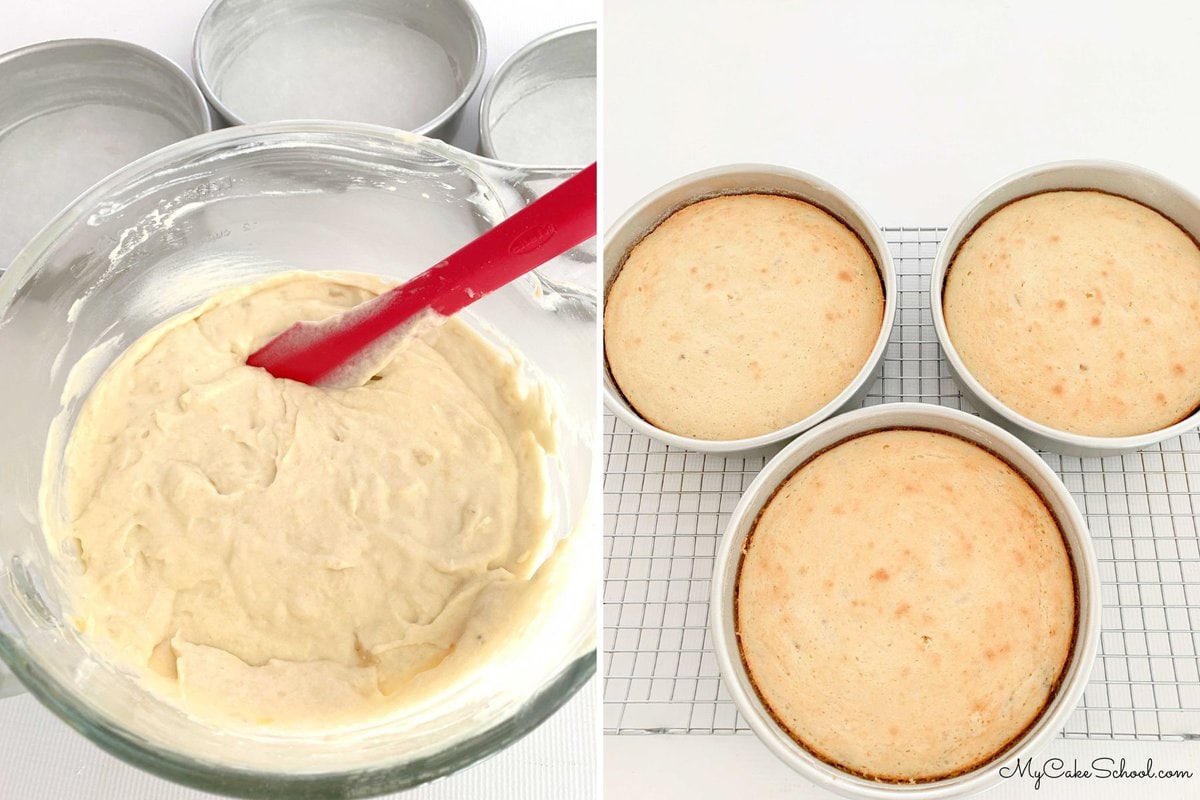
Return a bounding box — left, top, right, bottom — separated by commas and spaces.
193, 0, 486, 141
0, 38, 211, 272
478, 22, 595, 169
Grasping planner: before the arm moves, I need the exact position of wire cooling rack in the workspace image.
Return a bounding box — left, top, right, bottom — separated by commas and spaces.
603, 227, 1200, 740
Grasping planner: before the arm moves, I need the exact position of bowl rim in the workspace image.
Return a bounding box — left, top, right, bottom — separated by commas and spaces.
0, 120, 510, 292
477, 21, 597, 170
0, 120, 596, 798
930, 158, 1200, 455
601, 163, 897, 454
709, 402, 1102, 799
191, 0, 487, 135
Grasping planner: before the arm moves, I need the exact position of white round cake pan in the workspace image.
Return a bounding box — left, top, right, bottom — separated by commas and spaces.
193, 0, 485, 140
0, 38, 211, 272
711, 403, 1101, 800
478, 22, 596, 170
932, 159, 1200, 456
602, 164, 897, 456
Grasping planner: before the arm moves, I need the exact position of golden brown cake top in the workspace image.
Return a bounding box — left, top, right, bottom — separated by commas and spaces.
944, 190, 1200, 437
605, 193, 883, 440
736, 429, 1076, 782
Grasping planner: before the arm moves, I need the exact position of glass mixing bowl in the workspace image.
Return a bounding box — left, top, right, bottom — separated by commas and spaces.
0, 121, 596, 797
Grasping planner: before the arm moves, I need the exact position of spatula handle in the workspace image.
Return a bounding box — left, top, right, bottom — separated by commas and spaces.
425, 161, 598, 316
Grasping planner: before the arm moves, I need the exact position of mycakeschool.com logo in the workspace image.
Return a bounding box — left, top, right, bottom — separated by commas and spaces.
999, 756, 1194, 791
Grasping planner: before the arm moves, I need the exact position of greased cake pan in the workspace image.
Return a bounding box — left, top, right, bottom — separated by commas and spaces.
0, 38, 211, 271
479, 22, 596, 169
193, 0, 485, 140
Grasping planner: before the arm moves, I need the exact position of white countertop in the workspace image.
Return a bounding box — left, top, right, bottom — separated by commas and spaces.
603, 0, 1200, 797
0, 0, 597, 798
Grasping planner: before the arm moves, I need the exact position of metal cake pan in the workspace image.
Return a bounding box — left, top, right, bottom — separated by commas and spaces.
0, 38, 211, 271
602, 164, 897, 456
193, 0, 485, 140
711, 403, 1101, 799
478, 22, 596, 169
932, 160, 1200, 456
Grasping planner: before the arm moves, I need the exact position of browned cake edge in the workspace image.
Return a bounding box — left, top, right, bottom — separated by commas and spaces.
941, 188, 1200, 431
602, 191, 885, 435
732, 427, 1082, 784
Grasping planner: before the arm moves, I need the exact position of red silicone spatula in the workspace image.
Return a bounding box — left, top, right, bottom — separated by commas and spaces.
247, 162, 597, 386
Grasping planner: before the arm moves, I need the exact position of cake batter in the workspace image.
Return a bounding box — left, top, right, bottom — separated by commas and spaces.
49, 271, 558, 727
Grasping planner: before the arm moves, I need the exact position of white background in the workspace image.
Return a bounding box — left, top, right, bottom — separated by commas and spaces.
603, 0, 1200, 228
0, 1, 597, 799
603, 0, 1200, 798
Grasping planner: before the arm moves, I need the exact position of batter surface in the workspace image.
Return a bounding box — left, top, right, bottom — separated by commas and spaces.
50, 271, 558, 727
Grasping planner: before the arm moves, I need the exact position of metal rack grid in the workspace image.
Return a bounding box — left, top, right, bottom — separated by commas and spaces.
602, 227, 1200, 740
